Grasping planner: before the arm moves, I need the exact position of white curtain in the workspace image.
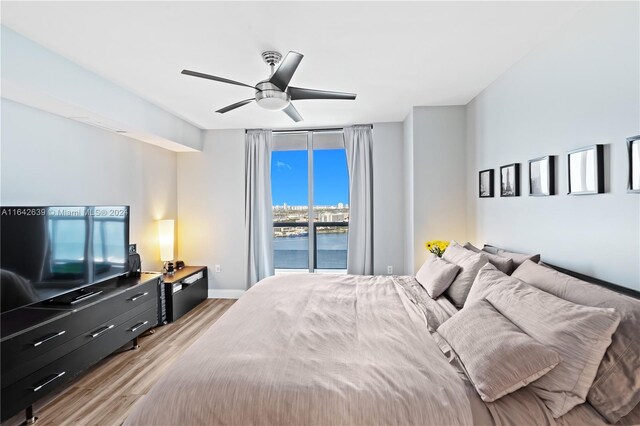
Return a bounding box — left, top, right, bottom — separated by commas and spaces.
245, 129, 274, 287
343, 125, 373, 275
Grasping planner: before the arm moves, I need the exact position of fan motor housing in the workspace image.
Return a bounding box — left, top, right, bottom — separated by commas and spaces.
255, 81, 290, 110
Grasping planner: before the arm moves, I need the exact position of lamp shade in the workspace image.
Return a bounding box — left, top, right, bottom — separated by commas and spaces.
158, 219, 174, 262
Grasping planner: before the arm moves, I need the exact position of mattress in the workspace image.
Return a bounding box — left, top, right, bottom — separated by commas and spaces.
125, 273, 610, 426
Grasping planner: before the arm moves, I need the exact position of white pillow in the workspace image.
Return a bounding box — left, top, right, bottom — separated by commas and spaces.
415, 253, 461, 299
464, 242, 514, 275
482, 245, 540, 268
442, 241, 489, 308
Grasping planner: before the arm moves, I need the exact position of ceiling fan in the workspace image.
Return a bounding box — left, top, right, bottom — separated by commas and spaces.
181, 51, 357, 122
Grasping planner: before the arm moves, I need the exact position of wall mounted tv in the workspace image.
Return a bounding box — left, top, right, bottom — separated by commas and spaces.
0, 206, 130, 314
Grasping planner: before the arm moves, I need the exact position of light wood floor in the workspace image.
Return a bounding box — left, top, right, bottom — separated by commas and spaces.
4, 299, 235, 426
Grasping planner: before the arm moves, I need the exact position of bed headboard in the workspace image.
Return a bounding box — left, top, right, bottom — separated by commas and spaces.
543, 262, 640, 299
483, 244, 640, 299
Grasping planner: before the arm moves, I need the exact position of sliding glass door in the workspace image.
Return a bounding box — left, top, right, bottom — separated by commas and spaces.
271, 131, 349, 273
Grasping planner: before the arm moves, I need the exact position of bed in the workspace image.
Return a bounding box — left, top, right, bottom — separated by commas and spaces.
125, 260, 640, 425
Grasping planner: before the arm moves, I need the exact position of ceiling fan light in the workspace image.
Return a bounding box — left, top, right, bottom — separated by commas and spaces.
255, 89, 290, 111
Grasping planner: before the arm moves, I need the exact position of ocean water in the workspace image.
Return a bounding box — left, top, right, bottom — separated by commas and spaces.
274, 232, 347, 269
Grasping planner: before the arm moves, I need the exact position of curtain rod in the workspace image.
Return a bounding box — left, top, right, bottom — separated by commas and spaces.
245, 124, 373, 134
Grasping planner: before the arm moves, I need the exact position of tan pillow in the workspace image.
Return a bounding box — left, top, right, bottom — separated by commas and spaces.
415, 253, 461, 299
467, 265, 621, 418
513, 260, 640, 423
482, 245, 540, 268
442, 241, 489, 308
464, 242, 514, 274
438, 299, 560, 402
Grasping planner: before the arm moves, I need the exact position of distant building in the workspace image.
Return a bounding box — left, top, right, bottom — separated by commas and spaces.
319, 212, 348, 222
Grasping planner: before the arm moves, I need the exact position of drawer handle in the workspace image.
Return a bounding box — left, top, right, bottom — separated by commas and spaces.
33, 372, 65, 392
33, 330, 66, 347
90, 324, 114, 338
128, 292, 149, 302
128, 321, 149, 333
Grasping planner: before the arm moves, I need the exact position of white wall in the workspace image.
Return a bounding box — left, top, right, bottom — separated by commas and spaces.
0, 99, 178, 271
413, 106, 467, 272
466, 2, 640, 290
177, 124, 406, 294
404, 106, 468, 273
176, 129, 246, 296
1, 26, 203, 152
372, 122, 405, 275
403, 112, 415, 274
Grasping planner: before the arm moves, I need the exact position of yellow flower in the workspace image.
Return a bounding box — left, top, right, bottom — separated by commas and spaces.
425, 240, 450, 257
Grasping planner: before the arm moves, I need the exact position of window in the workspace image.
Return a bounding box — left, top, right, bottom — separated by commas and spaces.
272, 131, 349, 273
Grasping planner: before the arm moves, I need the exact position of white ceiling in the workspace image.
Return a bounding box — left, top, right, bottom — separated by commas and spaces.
1, 1, 585, 130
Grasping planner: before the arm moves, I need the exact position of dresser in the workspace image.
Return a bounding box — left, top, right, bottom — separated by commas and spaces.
0, 272, 162, 423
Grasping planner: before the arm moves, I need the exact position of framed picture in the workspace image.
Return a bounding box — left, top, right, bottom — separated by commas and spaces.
628, 135, 640, 193
478, 169, 494, 198
500, 163, 520, 197
567, 144, 604, 195
528, 156, 555, 196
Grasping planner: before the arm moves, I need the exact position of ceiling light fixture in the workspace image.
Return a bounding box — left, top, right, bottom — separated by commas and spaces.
181, 50, 357, 122
255, 81, 291, 111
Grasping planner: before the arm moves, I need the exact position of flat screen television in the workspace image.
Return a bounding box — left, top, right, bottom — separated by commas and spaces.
0, 206, 130, 314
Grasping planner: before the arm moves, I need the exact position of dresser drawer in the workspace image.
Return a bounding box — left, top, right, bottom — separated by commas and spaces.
168, 275, 208, 322
115, 306, 157, 344
1, 280, 157, 374
1, 306, 157, 420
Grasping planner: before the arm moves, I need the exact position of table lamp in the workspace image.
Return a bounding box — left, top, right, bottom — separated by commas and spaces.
158, 219, 175, 275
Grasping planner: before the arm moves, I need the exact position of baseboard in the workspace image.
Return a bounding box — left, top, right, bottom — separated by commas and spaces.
208, 289, 245, 299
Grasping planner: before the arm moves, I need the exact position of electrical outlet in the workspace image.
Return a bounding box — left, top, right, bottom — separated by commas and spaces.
215, 265, 221, 273
387, 265, 393, 275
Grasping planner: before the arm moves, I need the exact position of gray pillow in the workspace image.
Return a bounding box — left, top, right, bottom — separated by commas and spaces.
415, 253, 461, 299
442, 241, 489, 308
513, 260, 640, 423
482, 245, 500, 255
482, 245, 540, 268
438, 299, 560, 402
464, 242, 514, 275
468, 264, 621, 418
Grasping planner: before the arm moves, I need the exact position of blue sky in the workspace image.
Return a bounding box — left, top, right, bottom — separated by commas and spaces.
271, 149, 349, 205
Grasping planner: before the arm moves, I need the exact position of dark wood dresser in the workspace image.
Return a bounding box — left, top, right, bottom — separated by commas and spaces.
0, 272, 162, 423
162, 266, 208, 322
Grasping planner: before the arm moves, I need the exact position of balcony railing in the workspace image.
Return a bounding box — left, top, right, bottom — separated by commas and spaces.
273, 222, 348, 271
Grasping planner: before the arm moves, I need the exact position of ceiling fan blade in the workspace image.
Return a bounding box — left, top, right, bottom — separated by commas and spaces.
287, 86, 356, 101
216, 99, 255, 114
269, 51, 304, 91
282, 103, 303, 122
182, 69, 257, 90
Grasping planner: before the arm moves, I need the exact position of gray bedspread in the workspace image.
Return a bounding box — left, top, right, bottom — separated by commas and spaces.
126, 273, 473, 425
125, 273, 611, 426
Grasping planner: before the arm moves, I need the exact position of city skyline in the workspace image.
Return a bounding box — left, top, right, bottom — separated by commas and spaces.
273, 203, 348, 209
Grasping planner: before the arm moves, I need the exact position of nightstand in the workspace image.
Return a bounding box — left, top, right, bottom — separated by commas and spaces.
163, 266, 208, 322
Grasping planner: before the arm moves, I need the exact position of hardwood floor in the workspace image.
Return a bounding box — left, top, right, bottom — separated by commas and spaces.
3, 299, 235, 426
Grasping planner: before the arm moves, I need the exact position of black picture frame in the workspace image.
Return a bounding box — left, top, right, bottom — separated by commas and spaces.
628, 135, 640, 193
478, 169, 494, 198
567, 144, 604, 195
500, 163, 520, 197
528, 156, 555, 196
